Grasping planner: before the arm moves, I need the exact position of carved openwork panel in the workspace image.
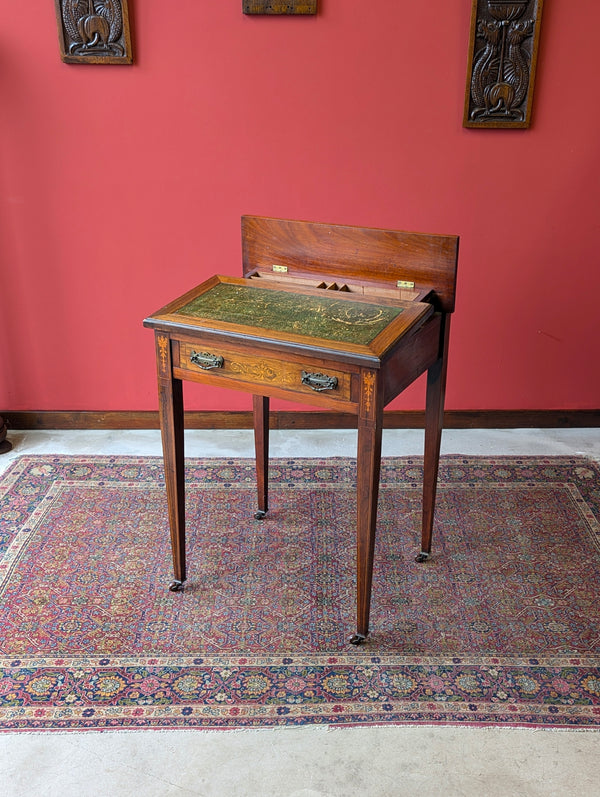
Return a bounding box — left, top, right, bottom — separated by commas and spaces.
243, 1, 317, 14
464, 0, 543, 128
55, 0, 133, 64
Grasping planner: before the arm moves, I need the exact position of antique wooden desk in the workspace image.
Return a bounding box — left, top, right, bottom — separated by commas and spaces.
144, 216, 459, 644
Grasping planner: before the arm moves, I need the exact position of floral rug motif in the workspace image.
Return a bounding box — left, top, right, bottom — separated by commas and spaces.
1, 455, 599, 732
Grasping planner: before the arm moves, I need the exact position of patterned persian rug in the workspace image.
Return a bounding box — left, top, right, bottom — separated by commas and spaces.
1, 455, 599, 732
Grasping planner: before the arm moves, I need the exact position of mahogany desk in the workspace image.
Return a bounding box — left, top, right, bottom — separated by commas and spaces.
144, 216, 459, 644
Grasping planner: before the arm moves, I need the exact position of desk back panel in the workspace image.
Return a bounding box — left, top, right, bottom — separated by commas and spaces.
241, 216, 459, 313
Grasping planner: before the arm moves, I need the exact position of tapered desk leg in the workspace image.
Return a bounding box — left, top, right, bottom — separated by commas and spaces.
156, 334, 186, 591
351, 370, 383, 645
253, 395, 269, 520
418, 315, 451, 563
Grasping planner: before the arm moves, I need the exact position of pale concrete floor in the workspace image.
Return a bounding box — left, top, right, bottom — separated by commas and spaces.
1, 428, 599, 797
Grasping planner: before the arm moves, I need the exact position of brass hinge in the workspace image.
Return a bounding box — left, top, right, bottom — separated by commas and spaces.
273, 264, 288, 273
397, 280, 415, 289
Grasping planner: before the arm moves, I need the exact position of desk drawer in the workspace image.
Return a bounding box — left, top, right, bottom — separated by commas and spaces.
178, 341, 354, 402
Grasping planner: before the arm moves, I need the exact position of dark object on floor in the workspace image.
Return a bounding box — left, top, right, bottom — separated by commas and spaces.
0, 415, 11, 454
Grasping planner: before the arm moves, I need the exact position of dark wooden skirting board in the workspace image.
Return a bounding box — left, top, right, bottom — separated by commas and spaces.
2, 410, 599, 431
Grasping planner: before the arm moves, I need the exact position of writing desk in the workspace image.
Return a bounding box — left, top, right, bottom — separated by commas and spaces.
144, 216, 459, 644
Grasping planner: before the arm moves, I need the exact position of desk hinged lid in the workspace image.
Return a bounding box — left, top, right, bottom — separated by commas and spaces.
144, 275, 435, 366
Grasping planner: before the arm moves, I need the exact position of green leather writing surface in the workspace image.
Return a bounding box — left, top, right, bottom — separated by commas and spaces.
177, 283, 403, 345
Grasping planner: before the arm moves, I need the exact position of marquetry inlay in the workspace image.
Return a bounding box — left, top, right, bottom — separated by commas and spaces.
362, 371, 376, 415
157, 335, 169, 376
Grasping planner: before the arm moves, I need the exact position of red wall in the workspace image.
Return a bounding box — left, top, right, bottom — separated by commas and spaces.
2, 2, 599, 414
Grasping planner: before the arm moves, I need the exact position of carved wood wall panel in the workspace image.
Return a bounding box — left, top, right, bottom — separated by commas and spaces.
55, 0, 133, 64
463, 0, 543, 128
243, 1, 317, 14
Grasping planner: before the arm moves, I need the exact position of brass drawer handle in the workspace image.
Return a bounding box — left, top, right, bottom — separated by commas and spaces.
301, 371, 338, 392
190, 351, 224, 370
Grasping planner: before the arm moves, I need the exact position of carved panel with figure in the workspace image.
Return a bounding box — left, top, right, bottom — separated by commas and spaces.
243, 2, 317, 14
55, 0, 133, 64
464, 0, 543, 128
